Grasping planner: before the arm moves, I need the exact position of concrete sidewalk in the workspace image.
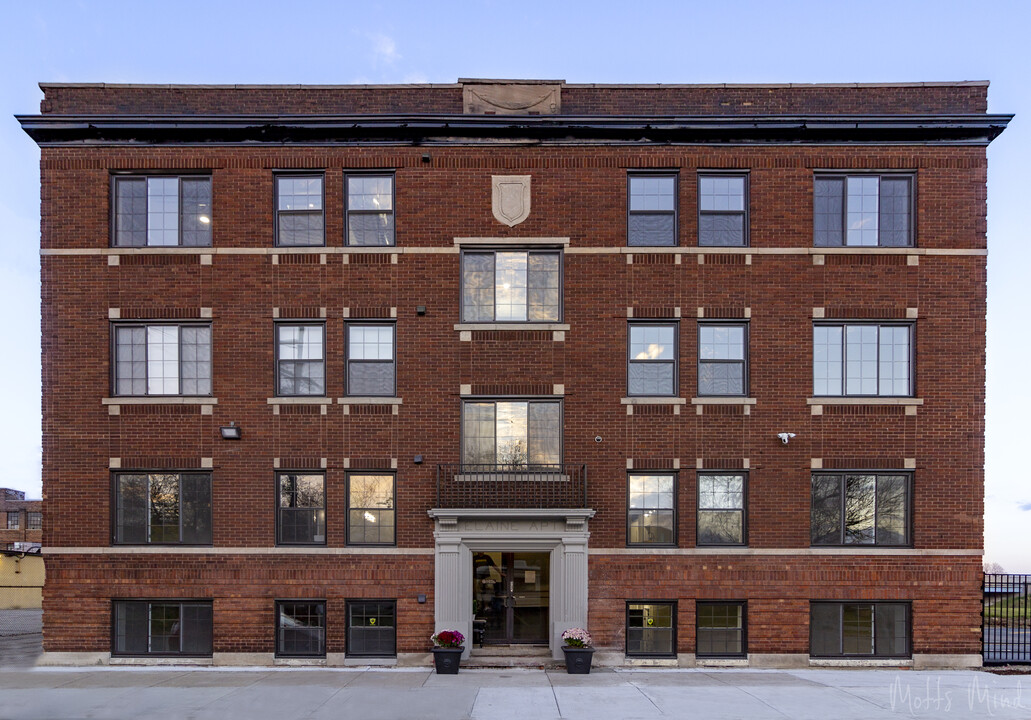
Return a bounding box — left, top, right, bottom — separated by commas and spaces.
0, 667, 1028, 720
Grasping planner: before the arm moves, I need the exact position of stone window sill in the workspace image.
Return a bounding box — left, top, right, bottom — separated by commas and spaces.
454, 323, 570, 332
620, 397, 687, 405
807, 397, 923, 405
337, 397, 403, 405
267, 397, 333, 405
102, 397, 217, 405
691, 397, 757, 405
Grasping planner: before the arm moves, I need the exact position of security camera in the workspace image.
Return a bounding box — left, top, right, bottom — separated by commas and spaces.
777, 432, 796, 445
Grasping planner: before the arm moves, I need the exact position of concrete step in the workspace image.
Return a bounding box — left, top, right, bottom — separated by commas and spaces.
466, 645, 561, 668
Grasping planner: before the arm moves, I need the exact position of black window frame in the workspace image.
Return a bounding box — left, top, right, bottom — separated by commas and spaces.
110, 599, 213, 658
345, 171, 396, 247
346, 599, 397, 657
110, 321, 213, 398
813, 172, 916, 248
275, 599, 327, 658
346, 471, 396, 547
627, 321, 679, 398
345, 321, 397, 397
627, 171, 679, 247
697, 320, 749, 397
110, 172, 213, 248
696, 601, 747, 658
460, 248, 564, 324
626, 600, 677, 658
810, 471, 913, 547
696, 471, 748, 547
626, 471, 677, 548
697, 171, 749, 247
274, 172, 326, 248
459, 398, 564, 467
274, 321, 327, 398
809, 601, 911, 658
6, 511, 19, 529
111, 471, 213, 546
812, 321, 915, 398
26, 512, 42, 531
276, 471, 327, 547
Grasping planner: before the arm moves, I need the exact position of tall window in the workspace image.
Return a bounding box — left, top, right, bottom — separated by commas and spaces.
462, 250, 561, 322
112, 600, 213, 657
697, 473, 746, 546
276, 601, 326, 657
698, 323, 748, 396
810, 602, 910, 657
346, 324, 395, 396
811, 473, 911, 546
27, 512, 42, 531
276, 324, 325, 396
814, 174, 913, 247
462, 401, 561, 466
697, 602, 746, 658
113, 473, 212, 545
346, 174, 394, 246
627, 473, 675, 546
626, 602, 676, 657
6, 511, 18, 530
277, 473, 326, 545
628, 323, 678, 396
275, 175, 324, 247
813, 323, 912, 397
347, 474, 395, 546
698, 173, 748, 247
347, 600, 396, 657
113, 323, 211, 397
113, 175, 211, 247
628, 173, 677, 246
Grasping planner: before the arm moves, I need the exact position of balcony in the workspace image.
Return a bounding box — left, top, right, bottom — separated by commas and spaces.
435, 463, 588, 509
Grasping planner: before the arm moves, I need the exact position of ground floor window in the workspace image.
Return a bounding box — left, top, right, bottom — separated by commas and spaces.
276, 600, 326, 657
809, 602, 910, 657
696, 602, 746, 657
112, 600, 212, 656
347, 600, 396, 657
626, 601, 676, 657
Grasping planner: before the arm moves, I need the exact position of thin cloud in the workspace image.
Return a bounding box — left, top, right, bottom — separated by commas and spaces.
1019, 502, 1031, 511
369, 33, 400, 64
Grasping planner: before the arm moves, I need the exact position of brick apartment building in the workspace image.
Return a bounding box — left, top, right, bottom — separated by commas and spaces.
18, 79, 1009, 668
0, 488, 42, 552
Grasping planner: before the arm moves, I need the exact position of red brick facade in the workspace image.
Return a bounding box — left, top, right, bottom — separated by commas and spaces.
0, 488, 43, 551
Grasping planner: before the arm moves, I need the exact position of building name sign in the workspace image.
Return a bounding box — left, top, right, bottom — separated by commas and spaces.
456, 519, 564, 534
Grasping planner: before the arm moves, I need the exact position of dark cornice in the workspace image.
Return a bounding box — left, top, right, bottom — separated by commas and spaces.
16, 113, 1012, 146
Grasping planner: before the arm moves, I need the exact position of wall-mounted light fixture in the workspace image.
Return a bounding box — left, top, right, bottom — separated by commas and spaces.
220, 422, 242, 440
416, 306, 427, 316
421, 153, 431, 163
414, 454, 424, 465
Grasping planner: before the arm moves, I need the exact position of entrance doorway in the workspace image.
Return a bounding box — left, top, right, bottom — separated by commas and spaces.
472, 552, 549, 644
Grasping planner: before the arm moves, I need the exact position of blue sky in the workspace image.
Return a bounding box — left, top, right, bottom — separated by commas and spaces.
2, 0, 1028, 569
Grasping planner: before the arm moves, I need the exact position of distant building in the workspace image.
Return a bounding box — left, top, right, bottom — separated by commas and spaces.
0, 488, 42, 552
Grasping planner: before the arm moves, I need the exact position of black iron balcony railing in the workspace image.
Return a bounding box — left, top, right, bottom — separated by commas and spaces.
435, 463, 588, 509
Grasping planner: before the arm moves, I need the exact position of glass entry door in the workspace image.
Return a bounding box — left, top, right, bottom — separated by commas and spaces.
472, 551, 549, 644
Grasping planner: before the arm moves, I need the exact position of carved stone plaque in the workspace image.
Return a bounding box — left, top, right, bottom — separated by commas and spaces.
492, 175, 531, 227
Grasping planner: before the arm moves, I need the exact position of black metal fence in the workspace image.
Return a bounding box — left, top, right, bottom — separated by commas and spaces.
983, 573, 1031, 665
436, 463, 587, 509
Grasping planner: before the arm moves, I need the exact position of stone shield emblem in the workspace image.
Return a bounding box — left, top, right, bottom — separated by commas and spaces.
492, 175, 531, 227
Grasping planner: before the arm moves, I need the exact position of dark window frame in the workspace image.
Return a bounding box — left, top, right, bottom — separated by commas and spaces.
697, 170, 749, 248
274, 171, 326, 248
110, 172, 213, 248
275, 471, 327, 547
26, 512, 42, 531
812, 321, 915, 398
346, 599, 397, 657
625, 600, 678, 658
627, 321, 680, 398
696, 471, 748, 547
110, 471, 213, 546
809, 601, 912, 658
696, 601, 747, 658
627, 171, 679, 247
697, 320, 749, 397
274, 321, 327, 398
813, 171, 916, 248
345, 321, 397, 397
110, 599, 213, 658
459, 397, 564, 467
626, 471, 678, 548
275, 599, 327, 658
345, 171, 396, 247
810, 471, 913, 547
6, 511, 19, 529
345, 471, 396, 547
459, 247, 565, 324
110, 321, 213, 398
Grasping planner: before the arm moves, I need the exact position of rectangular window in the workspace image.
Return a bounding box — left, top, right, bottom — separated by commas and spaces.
275, 174, 324, 247
112, 600, 213, 656
627, 473, 675, 546
626, 602, 676, 657
810, 602, 910, 657
346, 324, 395, 396
113, 175, 212, 247
697, 602, 746, 658
628, 323, 678, 396
113, 473, 212, 545
347, 600, 396, 656
277, 473, 326, 546
462, 250, 561, 323
698, 322, 748, 396
6, 511, 18, 530
276, 324, 325, 396
27, 512, 42, 531
811, 472, 911, 546
697, 472, 747, 546
461, 401, 561, 466
276, 600, 326, 657
346, 174, 394, 246
628, 173, 677, 246
814, 174, 913, 247
347, 473, 395, 546
113, 323, 212, 397
698, 173, 747, 247
813, 323, 912, 397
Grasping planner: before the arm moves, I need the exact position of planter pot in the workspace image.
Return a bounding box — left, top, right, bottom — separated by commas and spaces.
432, 646, 464, 674
562, 646, 595, 674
